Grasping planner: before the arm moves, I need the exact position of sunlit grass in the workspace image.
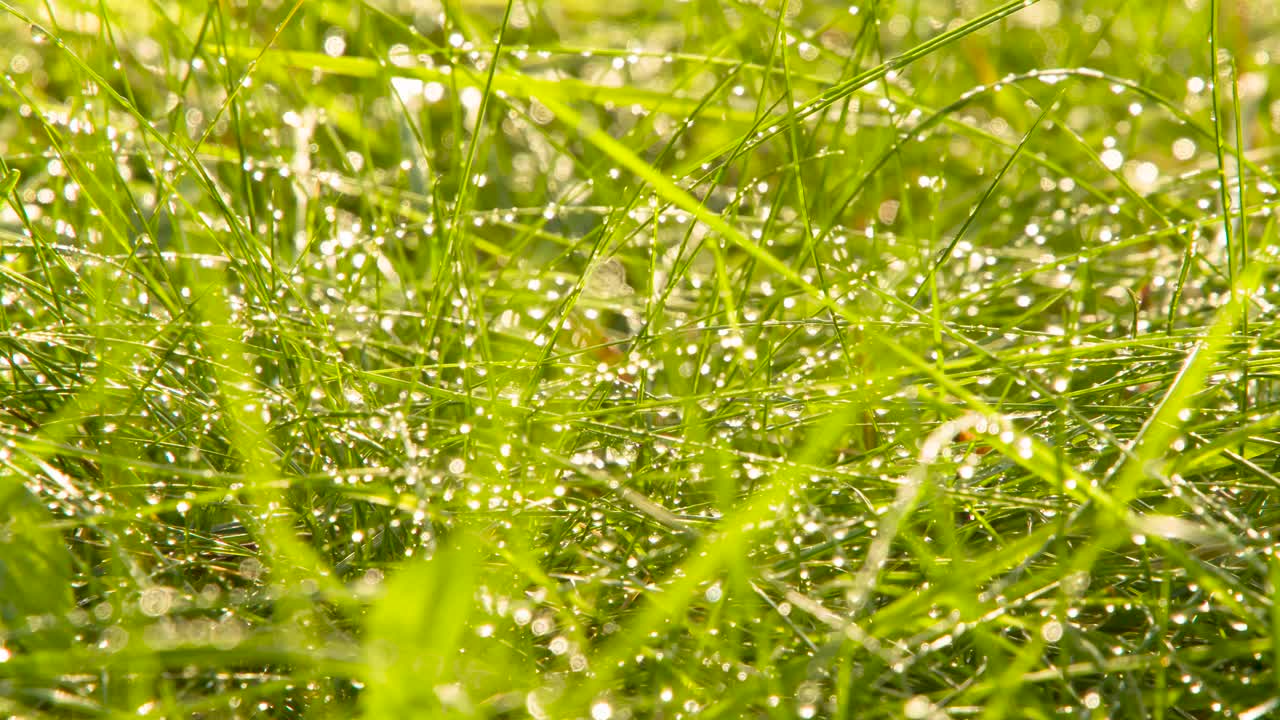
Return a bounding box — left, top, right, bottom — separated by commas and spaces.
3, 0, 1280, 717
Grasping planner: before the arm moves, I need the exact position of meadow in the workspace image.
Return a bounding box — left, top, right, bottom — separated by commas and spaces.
3, 0, 1280, 717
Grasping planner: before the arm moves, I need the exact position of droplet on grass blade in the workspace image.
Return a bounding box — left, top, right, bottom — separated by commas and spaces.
0, 169, 19, 196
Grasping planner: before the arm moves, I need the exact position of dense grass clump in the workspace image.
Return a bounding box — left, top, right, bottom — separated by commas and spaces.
4, 0, 1280, 717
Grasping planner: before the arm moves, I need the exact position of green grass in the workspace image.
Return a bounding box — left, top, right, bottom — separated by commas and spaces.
3, 0, 1280, 717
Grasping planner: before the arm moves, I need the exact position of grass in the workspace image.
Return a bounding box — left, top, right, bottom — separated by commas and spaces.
2, 0, 1280, 717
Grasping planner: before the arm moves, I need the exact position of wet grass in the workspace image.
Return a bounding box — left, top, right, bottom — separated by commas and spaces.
3, 0, 1280, 717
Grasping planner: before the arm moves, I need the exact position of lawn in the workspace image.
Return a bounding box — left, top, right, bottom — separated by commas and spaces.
3, 0, 1280, 717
